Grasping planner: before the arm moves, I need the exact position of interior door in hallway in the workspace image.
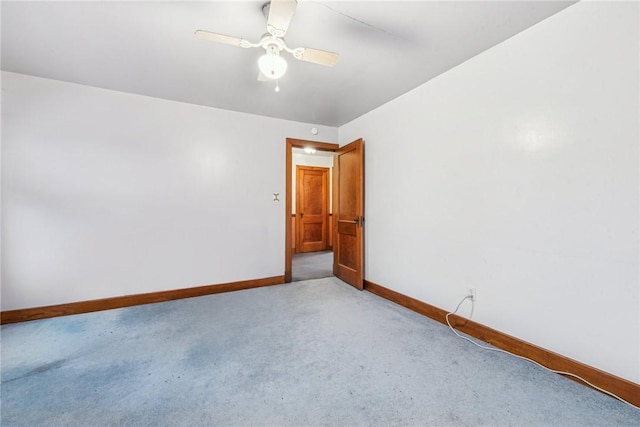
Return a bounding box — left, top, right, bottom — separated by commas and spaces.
296, 166, 330, 253
333, 138, 364, 290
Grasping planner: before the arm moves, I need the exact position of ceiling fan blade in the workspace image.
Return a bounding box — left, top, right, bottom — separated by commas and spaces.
257, 72, 269, 82
195, 30, 245, 47
297, 48, 339, 67
267, 0, 297, 36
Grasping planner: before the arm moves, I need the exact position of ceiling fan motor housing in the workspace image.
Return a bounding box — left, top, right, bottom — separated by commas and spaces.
261, 34, 286, 53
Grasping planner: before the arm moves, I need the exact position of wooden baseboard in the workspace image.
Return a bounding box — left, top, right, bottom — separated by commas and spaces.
1, 275, 285, 325
364, 280, 640, 407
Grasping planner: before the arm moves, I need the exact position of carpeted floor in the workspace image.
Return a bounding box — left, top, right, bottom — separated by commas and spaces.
292, 250, 333, 281
1, 277, 638, 426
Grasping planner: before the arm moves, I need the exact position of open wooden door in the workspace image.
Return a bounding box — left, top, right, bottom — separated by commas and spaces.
333, 138, 364, 290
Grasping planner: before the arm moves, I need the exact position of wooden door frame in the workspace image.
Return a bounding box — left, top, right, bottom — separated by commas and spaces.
286, 138, 339, 282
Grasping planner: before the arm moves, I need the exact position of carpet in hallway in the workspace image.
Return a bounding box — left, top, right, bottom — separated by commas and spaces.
291, 250, 333, 281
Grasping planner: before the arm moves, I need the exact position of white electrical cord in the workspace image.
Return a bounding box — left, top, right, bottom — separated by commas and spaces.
445, 295, 640, 410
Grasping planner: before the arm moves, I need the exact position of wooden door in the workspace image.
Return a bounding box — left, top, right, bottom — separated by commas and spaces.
296, 166, 329, 253
333, 139, 364, 289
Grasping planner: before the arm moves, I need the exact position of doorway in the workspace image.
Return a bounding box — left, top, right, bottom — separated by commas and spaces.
293, 165, 331, 281
285, 139, 338, 282
285, 138, 364, 288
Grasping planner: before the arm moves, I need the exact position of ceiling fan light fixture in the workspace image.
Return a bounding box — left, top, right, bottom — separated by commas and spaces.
258, 50, 287, 80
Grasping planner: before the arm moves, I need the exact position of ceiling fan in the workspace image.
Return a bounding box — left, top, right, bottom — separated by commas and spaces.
195, 0, 339, 84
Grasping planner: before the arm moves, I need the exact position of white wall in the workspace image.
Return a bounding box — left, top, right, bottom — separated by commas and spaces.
1, 72, 337, 310
340, 2, 639, 383
291, 151, 334, 213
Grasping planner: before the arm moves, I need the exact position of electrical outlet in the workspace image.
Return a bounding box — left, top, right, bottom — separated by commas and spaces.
468, 288, 476, 302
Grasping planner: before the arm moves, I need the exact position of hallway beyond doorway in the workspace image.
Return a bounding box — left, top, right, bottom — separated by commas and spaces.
292, 250, 333, 281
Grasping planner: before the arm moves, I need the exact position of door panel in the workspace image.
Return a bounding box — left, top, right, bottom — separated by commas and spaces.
333, 139, 364, 289
297, 166, 329, 253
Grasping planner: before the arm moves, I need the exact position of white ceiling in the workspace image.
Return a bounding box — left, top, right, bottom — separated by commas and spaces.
1, 1, 576, 127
